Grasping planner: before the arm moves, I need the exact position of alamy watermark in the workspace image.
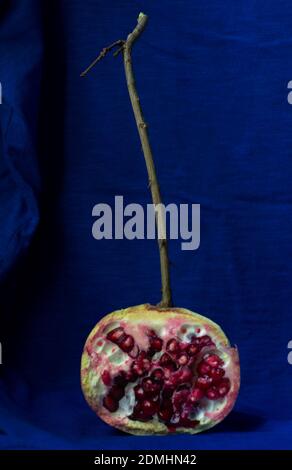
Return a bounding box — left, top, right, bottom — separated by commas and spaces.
92, 196, 200, 251
287, 340, 292, 365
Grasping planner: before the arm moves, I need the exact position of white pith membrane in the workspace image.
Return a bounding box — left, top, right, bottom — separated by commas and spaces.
81, 306, 240, 435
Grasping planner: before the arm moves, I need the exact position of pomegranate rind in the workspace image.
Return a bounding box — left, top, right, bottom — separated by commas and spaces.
81, 304, 240, 435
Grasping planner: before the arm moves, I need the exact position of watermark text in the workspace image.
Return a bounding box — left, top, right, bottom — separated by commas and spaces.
92, 196, 200, 251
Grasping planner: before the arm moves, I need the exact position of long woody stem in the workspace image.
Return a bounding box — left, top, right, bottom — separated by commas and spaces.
81, 12, 173, 308
123, 14, 172, 308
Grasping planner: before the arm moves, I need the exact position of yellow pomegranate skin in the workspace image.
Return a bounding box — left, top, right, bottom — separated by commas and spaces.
81, 304, 240, 435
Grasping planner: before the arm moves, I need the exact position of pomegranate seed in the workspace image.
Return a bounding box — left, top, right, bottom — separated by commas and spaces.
149, 336, 163, 352
199, 335, 214, 347
192, 336, 200, 344
197, 361, 211, 376
130, 403, 151, 422
139, 351, 147, 359
142, 377, 153, 392
131, 352, 151, 377
159, 352, 171, 365
189, 387, 204, 402
159, 353, 177, 370
119, 335, 134, 353
103, 395, 118, 412
162, 383, 175, 398
175, 366, 193, 385
199, 335, 211, 343
106, 327, 125, 343
101, 370, 111, 386
131, 362, 142, 376
141, 399, 157, 417
158, 400, 173, 422
158, 408, 173, 422
137, 352, 151, 368
217, 378, 231, 397
187, 344, 199, 356
109, 385, 125, 401
181, 367, 193, 383
151, 368, 164, 382
205, 386, 220, 400
173, 389, 190, 409
142, 358, 151, 372
166, 339, 180, 354
142, 377, 161, 396
134, 385, 145, 400
163, 368, 171, 379
204, 354, 223, 368
196, 375, 213, 390
131, 362, 144, 377
209, 367, 225, 382
177, 353, 189, 366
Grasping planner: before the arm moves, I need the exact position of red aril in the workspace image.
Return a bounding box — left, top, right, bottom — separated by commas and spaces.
209, 367, 225, 382
151, 368, 164, 382
158, 399, 173, 422
189, 387, 204, 402
205, 386, 220, 400
196, 375, 213, 390
166, 339, 180, 354
177, 353, 189, 366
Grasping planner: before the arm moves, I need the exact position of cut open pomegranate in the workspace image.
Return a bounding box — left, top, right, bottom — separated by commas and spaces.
81, 14, 241, 436
81, 304, 240, 435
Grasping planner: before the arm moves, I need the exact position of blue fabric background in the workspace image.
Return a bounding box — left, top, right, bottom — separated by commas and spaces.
1, 0, 292, 450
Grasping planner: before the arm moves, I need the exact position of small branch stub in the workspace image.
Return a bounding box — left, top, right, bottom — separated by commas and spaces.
81, 13, 173, 308
80, 40, 125, 76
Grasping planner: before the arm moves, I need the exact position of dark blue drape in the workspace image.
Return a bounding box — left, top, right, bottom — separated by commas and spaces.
0, 0, 292, 449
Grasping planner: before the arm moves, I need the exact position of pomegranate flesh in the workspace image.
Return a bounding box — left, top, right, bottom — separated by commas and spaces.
81, 304, 240, 435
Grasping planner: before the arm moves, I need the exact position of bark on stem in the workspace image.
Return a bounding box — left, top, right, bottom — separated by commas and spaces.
81, 12, 173, 308
123, 13, 172, 308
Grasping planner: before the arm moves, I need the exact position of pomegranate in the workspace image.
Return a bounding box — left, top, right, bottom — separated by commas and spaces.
81, 304, 240, 435
81, 13, 240, 435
